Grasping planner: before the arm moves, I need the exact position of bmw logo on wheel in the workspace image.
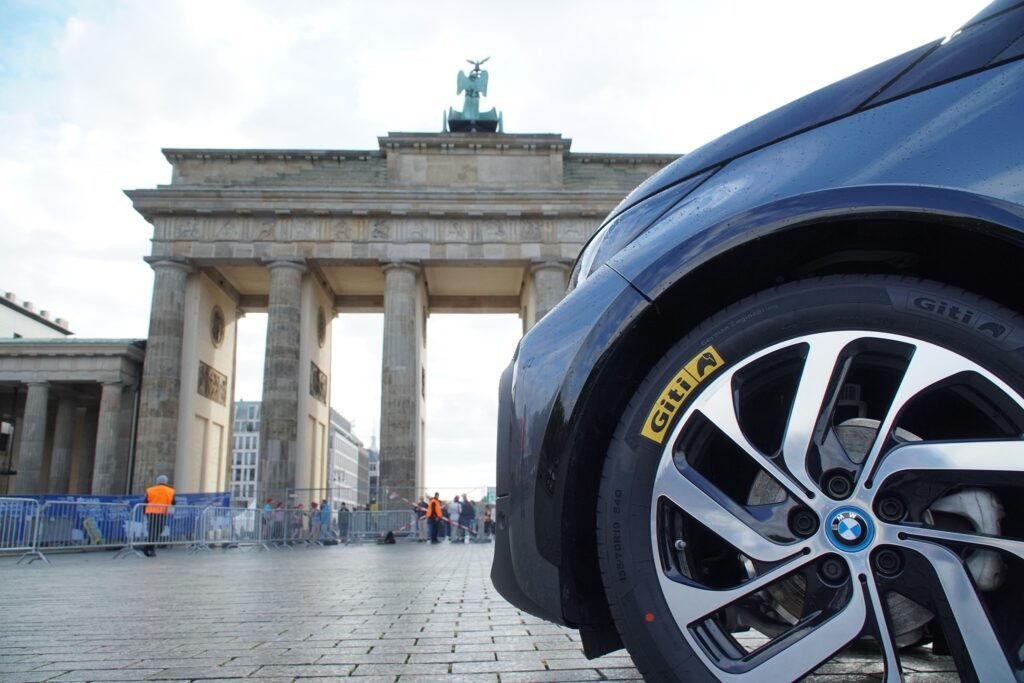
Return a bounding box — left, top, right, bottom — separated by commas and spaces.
826, 508, 875, 552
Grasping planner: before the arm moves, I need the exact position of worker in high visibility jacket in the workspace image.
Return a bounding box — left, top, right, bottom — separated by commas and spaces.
143, 475, 175, 557
426, 492, 444, 544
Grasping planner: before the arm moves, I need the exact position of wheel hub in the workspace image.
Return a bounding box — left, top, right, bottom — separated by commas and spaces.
826, 507, 874, 552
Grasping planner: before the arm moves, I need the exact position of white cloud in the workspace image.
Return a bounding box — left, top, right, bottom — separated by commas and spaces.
0, 0, 988, 490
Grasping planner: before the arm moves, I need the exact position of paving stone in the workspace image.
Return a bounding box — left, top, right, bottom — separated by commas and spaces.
0, 543, 956, 681
49, 669, 165, 682
498, 670, 603, 682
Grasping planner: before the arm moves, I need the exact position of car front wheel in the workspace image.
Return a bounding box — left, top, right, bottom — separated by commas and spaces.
597, 275, 1024, 682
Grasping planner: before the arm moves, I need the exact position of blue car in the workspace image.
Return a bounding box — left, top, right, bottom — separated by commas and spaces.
492, 2, 1024, 680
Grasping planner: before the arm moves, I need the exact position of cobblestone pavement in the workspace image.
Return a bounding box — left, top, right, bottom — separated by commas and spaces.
0, 542, 957, 682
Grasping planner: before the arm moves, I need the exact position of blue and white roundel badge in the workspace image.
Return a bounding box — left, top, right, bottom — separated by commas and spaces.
826, 507, 874, 552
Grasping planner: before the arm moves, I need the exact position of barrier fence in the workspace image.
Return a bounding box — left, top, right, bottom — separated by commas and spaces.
0, 498, 40, 558
0, 493, 493, 563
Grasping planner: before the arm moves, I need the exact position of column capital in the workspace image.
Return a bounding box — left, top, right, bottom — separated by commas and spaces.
24, 380, 49, 388
529, 259, 572, 274
381, 260, 421, 275
144, 256, 193, 274
262, 257, 307, 273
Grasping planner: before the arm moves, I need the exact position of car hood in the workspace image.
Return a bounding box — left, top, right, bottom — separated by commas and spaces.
605, 0, 1024, 224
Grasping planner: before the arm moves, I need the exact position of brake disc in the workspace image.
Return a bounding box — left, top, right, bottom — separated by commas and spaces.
747, 418, 933, 647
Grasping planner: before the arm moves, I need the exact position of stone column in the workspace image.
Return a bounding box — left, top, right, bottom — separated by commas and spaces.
78, 404, 98, 494
48, 398, 77, 493
259, 258, 306, 500
134, 256, 192, 491
379, 262, 422, 508
92, 382, 124, 495
14, 382, 48, 494
530, 260, 570, 325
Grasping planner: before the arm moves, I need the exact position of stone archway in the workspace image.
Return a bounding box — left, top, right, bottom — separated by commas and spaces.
126, 131, 675, 504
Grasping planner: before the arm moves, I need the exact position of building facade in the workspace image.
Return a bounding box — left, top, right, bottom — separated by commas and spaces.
230, 400, 261, 505
327, 408, 363, 509
0, 291, 72, 340
0, 293, 144, 496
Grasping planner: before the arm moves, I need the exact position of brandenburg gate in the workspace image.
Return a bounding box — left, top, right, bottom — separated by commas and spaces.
125, 64, 675, 503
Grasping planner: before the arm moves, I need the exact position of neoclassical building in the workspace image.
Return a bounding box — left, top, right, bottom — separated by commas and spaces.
125, 128, 674, 506
2, 126, 675, 502
0, 293, 144, 496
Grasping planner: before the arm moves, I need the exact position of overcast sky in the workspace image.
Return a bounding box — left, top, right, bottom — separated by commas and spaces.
0, 0, 987, 494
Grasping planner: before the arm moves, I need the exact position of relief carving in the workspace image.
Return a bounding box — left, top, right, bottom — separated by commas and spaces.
310, 361, 328, 404
197, 360, 228, 406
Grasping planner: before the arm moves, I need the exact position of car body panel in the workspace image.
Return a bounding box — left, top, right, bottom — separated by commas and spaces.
615, 58, 1024, 297
492, 265, 651, 622
865, 4, 1024, 105
604, 40, 940, 225
493, 2, 1024, 640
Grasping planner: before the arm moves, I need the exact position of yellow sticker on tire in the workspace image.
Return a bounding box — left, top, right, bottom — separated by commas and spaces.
640, 346, 725, 444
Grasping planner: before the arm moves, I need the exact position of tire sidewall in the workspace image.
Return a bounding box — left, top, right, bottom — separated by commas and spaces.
597, 275, 1024, 680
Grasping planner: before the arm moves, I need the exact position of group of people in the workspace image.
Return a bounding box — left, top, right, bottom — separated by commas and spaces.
416, 493, 494, 544
261, 498, 347, 543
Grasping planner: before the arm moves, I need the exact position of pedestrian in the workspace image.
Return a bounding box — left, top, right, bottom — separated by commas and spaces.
426, 492, 443, 544
272, 501, 286, 542
415, 497, 427, 540
309, 502, 321, 540
461, 498, 476, 542
448, 495, 462, 542
290, 504, 306, 543
262, 498, 273, 538
338, 502, 350, 543
143, 474, 175, 557
483, 505, 494, 539
320, 499, 332, 540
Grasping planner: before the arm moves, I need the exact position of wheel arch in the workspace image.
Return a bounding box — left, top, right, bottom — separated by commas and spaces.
559, 186, 1024, 652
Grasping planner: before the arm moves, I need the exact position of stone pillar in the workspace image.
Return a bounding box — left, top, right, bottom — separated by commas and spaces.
92, 382, 124, 495
78, 404, 98, 494
48, 398, 77, 493
379, 262, 423, 508
530, 260, 570, 327
14, 382, 48, 494
134, 256, 192, 490
259, 258, 306, 499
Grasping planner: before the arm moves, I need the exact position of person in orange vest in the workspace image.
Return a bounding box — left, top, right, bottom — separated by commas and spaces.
426, 492, 444, 544
143, 475, 175, 557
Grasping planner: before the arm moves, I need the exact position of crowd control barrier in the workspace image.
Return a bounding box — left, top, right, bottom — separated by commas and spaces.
0, 498, 41, 560
196, 507, 267, 551
19, 500, 133, 564
343, 510, 417, 543
115, 503, 214, 557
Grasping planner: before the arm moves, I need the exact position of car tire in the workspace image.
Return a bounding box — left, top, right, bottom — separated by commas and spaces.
596, 275, 1024, 681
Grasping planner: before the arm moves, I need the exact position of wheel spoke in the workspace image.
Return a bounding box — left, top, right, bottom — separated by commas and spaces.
738, 582, 867, 683
782, 334, 851, 498
902, 540, 1014, 680
660, 551, 815, 620
899, 525, 1024, 562
858, 345, 978, 491
654, 461, 803, 563
864, 574, 904, 683
697, 380, 813, 506
870, 439, 1024, 488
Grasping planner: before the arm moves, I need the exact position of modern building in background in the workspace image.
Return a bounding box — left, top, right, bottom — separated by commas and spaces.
230, 400, 366, 508
367, 445, 379, 508
230, 400, 261, 505
327, 408, 363, 509
0, 292, 73, 339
